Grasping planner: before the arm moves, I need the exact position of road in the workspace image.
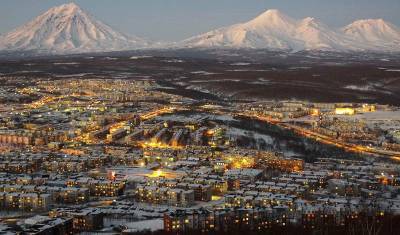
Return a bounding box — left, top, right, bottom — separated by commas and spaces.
236, 113, 400, 160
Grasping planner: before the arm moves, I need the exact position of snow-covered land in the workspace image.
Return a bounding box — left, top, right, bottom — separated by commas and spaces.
179, 9, 400, 52
0, 3, 148, 54
1, 4, 399, 54
343, 19, 400, 52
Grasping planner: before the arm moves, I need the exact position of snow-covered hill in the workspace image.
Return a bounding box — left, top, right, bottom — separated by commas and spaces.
343, 19, 400, 51
180, 9, 400, 52
1, 5, 399, 54
0, 3, 148, 54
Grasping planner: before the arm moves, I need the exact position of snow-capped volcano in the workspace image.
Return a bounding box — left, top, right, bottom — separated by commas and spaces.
0, 3, 148, 54
1, 5, 400, 54
180, 9, 400, 52
295, 17, 359, 51
180, 9, 300, 50
343, 19, 400, 51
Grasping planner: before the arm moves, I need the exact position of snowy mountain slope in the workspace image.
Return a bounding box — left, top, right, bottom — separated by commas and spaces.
0, 3, 148, 54
295, 17, 360, 51
343, 19, 400, 51
181, 10, 301, 50
179, 9, 400, 52
1, 4, 400, 54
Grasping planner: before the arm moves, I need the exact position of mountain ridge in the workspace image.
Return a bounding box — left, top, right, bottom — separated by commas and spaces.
0, 3, 148, 54
0, 5, 400, 54
179, 9, 400, 52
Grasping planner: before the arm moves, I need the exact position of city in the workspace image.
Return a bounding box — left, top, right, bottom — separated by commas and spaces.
0, 73, 399, 234
0, 1, 400, 235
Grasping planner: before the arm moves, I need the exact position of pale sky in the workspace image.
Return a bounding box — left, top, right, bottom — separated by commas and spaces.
1, 0, 399, 41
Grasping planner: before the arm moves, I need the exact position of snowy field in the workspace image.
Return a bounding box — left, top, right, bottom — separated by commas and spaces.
124, 219, 163, 232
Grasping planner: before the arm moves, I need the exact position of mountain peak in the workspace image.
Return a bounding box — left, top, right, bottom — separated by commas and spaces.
59, 2, 80, 9
51, 2, 82, 14
0, 2, 148, 54
301, 17, 316, 23
248, 9, 295, 30
342, 18, 400, 50
262, 9, 283, 16
348, 18, 389, 27
298, 17, 327, 29
255, 9, 289, 21
63, 2, 79, 7
40, 2, 85, 21
344, 18, 399, 33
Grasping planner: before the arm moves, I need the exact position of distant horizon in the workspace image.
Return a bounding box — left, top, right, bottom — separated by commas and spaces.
0, 0, 399, 41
